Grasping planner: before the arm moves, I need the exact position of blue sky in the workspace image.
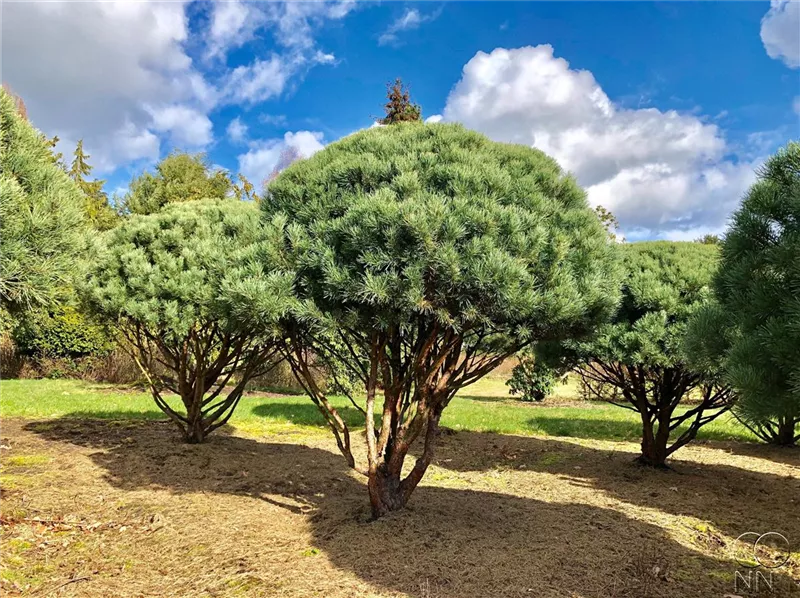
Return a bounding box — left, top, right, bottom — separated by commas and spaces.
4, 1, 799, 239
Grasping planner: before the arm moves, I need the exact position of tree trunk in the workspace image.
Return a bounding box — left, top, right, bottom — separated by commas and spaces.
638, 415, 669, 468
775, 416, 797, 446
367, 464, 408, 518
367, 411, 441, 519
184, 415, 206, 444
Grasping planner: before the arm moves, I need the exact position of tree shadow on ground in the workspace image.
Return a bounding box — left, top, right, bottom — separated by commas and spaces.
455, 394, 515, 403
434, 431, 800, 555
528, 413, 754, 444
250, 402, 366, 429
701, 436, 800, 467
50, 409, 166, 421
20, 417, 799, 597
528, 414, 645, 441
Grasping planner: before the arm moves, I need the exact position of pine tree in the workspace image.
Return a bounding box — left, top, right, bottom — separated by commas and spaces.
83, 200, 291, 443
0, 88, 85, 317
537, 242, 733, 466
594, 205, 622, 241
44, 134, 64, 168
378, 78, 422, 124
69, 140, 118, 230
253, 122, 620, 516
688, 141, 800, 445
233, 173, 257, 202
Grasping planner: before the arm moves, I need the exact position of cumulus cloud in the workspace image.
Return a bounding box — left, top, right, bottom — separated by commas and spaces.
145, 104, 213, 148
0, 1, 210, 173
266, 1, 357, 49
2, 0, 354, 175
223, 56, 293, 105
378, 8, 441, 47
761, 0, 800, 68
238, 131, 325, 187
227, 117, 249, 144
207, 0, 353, 63
206, 0, 264, 61
441, 45, 758, 239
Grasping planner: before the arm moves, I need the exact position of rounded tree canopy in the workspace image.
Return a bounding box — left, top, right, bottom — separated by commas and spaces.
0, 88, 85, 316
548, 241, 720, 368
263, 122, 619, 342
122, 152, 233, 216
83, 199, 292, 340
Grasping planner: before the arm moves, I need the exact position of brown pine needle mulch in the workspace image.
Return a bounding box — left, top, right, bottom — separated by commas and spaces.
1, 417, 798, 597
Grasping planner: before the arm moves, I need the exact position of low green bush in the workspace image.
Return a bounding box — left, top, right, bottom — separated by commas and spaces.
13, 304, 113, 358
506, 357, 560, 402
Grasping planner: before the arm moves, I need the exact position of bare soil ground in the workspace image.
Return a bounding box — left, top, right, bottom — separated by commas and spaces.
1, 417, 798, 597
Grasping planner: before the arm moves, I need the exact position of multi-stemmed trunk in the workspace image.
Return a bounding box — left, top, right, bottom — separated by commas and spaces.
733, 411, 799, 447
124, 323, 280, 444
366, 411, 441, 518
579, 364, 734, 468
284, 324, 513, 518
638, 411, 672, 468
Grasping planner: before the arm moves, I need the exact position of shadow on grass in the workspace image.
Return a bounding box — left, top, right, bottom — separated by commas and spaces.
527, 413, 755, 444
19, 417, 797, 597
455, 394, 516, 403
50, 409, 167, 421
528, 414, 644, 441
250, 402, 366, 429
433, 431, 800, 552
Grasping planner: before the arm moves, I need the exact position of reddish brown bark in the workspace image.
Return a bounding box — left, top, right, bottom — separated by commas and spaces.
284, 321, 519, 517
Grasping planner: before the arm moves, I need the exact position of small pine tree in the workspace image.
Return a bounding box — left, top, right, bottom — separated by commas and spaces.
257, 123, 620, 516
378, 78, 422, 125
537, 242, 733, 467
43, 134, 64, 168
69, 140, 118, 230
83, 200, 291, 443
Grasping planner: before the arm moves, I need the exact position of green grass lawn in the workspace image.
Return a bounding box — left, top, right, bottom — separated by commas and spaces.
0, 377, 757, 443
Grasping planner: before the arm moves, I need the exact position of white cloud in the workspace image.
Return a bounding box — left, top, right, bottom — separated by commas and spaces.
259, 114, 289, 127
206, 0, 355, 60
425, 114, 443, 124
145, 104, 213, 148
2, 0, 355, 176
378, 8, 440, 47
1, 0, 209, 174
761, 0, 800, 68
97, 121, 160, 171
227, 117, 249, 144
238, 131, 325, 188
441, 45, 758, 239
223, 56, 292, 105
267, 1, 357, 49
207, 0, 264, 61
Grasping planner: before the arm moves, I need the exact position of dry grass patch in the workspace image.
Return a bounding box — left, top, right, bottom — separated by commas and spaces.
1, 417, 798, 597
